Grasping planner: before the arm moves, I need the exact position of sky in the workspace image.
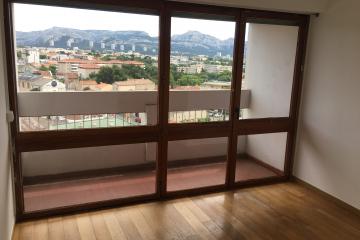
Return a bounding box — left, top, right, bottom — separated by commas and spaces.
14, 3, 236, 40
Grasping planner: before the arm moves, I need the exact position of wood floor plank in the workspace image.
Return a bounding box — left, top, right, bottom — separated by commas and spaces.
18, 222, 34, 240
137, 203, 182, 240
114, 207, 144, 240
62, 215, 81, 240
33, 219, 48, 240
76, 214, 97, 240
127, 207, 158, 240
173, 201, 216, 240
12, 225, 20, 240
14, 183, 360, 240
89, 211, 113, 240
48, 217, 64, 240
102, 210, 128, 240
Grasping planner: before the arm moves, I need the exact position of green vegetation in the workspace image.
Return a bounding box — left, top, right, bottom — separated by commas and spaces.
170, 64, 231, 88
49, 65, 57, 76
92, 64, 158, 84
17, 51, 22, 59
39, 65, 57, 76
204, 57, 233, 66
40, 54, 47, 59
91, 56, 232, 87
100, 55, 112, 61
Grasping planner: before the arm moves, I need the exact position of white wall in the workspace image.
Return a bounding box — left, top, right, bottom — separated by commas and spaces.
243, 23, 298, 170
244, 23, 298, 119
294, 0, 360, 210
246, 133, 287, 170
0, 0, 15, 238
22, 144, 150, 176
22, 137, 247, 176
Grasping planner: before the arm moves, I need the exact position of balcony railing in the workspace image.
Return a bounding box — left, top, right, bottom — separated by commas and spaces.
18, 89, 250, 131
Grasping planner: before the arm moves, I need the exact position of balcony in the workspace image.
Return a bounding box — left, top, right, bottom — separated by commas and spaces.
18, 89, 287, 212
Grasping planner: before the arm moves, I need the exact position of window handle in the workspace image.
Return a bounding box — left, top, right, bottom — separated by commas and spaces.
234, 107, 240, 119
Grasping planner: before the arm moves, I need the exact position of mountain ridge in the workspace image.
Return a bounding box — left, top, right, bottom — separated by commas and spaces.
16, 27, 234, 56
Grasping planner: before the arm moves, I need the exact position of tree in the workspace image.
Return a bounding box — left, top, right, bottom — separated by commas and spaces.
88, 72, 97, 80
40, 54, 47, 59
39, 65, 48, 71
101, 55, 112, 61
177, 74, 204, 86
17, 51, 22, 59
94, 65, 127, 84
49, 65, 57, 76
217, 70, 232, 82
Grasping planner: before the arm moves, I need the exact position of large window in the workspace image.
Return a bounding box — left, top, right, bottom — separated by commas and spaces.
168, 17, 235, 124
14, 3, 159, 131
22, 142, 157, 212
240, 23, 299, 119
5, 0, 309, 219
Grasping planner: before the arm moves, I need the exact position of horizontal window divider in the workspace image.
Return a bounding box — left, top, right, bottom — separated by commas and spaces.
241, 9, 307, 25
11, 0, 162, 14
168, 122, 231, 141
19, 192, 158, 222
167, 1, 239, 20
165, 184, 227, 198
235, 117, 291, 135
232, 175, 287, 188
16, 126, 159, 152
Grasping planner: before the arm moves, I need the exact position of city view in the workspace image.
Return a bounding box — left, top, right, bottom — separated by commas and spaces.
14, 4, 239, 131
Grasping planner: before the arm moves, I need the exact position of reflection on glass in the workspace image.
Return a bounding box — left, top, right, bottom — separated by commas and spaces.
169, 17, 235, 123
22, 143, 157, 212
167, 137, 228, 191
240, 23, 299, 119
235, 133, 286, 182
13, 3, 159, 130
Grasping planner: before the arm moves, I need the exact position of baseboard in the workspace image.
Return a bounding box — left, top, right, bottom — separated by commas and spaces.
24, 154, 286, 187
10, 223, 15, 240
241, 153, 284, 176
291, 176, 360, 218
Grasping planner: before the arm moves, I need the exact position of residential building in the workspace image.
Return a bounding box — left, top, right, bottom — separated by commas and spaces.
112, 79, 156, 91
25, 49, 40, 64
203, 64, 232, 73
78, 64, 101, 79
176, 64, 203, 74
201, 81, 231, 89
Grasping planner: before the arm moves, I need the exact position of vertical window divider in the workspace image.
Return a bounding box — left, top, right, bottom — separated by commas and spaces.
157, 3, 171, 197
284, 16, 310, 178
226, 12, 247, 188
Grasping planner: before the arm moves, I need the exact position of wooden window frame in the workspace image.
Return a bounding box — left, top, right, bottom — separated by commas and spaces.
3, 0, 309, 221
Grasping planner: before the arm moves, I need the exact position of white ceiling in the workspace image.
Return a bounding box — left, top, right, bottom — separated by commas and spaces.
170, 0, 330, 14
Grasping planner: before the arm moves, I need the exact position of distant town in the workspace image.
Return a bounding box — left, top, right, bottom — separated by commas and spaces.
16, 28, 242, 131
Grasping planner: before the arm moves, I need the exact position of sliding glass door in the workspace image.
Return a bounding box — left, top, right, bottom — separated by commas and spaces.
4, 0, 309, 219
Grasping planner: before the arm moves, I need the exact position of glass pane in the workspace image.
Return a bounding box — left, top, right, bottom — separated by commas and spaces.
240, 23, 299, 119
22, 142, 157, 212
167, 137, 228, 191
169, 17, 235, 123
235, 133, 287, 182
13, 3, 159, 131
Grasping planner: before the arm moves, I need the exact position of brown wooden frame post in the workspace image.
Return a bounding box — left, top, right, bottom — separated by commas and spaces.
157, 2, 171, 196
226, 12, 246, 188
284, 16, 310, 178
3, 0, 24, 220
